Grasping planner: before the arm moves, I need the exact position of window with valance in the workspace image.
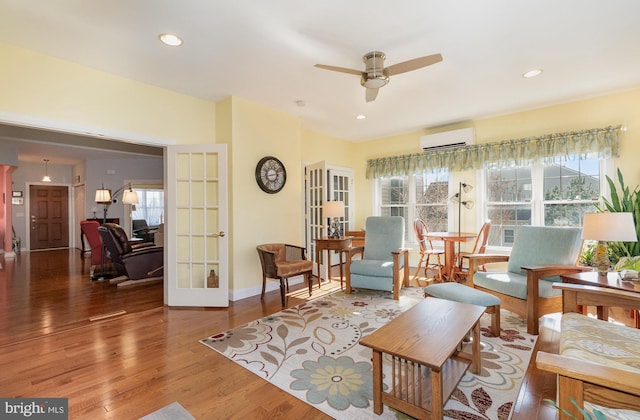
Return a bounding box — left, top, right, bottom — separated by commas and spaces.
366, 125, 622, 179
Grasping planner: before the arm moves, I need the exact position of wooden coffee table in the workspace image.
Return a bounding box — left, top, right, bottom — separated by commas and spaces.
561, 270, 640, 327
359, 298, 486, 419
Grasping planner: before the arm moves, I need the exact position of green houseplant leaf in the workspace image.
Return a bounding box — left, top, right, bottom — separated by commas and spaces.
595, 168, 640, 263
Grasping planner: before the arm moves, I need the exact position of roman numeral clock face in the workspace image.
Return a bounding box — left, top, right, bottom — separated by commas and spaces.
255, 156, 287, 194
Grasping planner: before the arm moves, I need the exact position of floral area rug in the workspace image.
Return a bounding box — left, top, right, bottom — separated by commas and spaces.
200, 287, 537, 419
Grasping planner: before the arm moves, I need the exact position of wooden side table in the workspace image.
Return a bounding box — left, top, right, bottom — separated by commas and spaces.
315, 236, 353, 289
561, 270, 640, 327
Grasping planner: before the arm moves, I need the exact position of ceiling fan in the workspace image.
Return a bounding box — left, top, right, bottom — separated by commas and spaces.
315, 51, 443, 102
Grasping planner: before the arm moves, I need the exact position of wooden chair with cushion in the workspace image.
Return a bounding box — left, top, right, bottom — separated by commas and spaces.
256, 243, 314, 307
412, 218, 444, 282
345, 216, 409, 300
536, 283, 640, 419
451, 220, 491, 282
466, 225, 591, 334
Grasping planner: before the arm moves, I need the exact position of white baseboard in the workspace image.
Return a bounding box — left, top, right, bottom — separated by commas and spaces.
229, 275, 305, 302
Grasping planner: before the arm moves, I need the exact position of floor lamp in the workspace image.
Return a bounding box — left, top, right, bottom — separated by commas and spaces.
451, 182, 474, 253
94, 184, 139, 280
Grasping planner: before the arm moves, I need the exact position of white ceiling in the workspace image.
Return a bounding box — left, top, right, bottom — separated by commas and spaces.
0, 0, 639, 159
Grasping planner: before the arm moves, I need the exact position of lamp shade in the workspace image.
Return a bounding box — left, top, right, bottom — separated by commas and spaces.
323, 201, 344, 219
95, 188, 112, 204
122, 189, 139, 204
582, 212, 637, 242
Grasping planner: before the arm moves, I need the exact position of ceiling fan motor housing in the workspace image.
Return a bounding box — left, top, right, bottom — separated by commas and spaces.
361, 51, 389, 88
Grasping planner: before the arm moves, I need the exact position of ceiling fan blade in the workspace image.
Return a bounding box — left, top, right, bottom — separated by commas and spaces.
385, 53, 443, 76
365, 87, 379, 102
314, 64, 363, 76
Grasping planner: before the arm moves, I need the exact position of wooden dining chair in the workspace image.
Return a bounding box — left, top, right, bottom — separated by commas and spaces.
451, 221, 491, 282
412, 218, 444, 282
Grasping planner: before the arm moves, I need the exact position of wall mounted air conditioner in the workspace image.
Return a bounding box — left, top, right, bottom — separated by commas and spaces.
420, 127, 475, 151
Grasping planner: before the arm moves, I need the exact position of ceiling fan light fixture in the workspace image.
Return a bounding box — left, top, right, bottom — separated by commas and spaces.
356, 114, 366, 120
316, 50, 442, 103
522, 68, 543, 78
361, 75, 388, 89
159, 33, 183, 47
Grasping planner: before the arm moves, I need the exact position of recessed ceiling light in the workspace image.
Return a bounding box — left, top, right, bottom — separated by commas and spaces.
159, 33, 183, 47
356, 114, 366, 120
522, 69, 543, 78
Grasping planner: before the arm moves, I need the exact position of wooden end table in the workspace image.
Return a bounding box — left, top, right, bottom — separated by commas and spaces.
561, 270, 640, 328
314, 236, 353, 289
359, 298, 486, 419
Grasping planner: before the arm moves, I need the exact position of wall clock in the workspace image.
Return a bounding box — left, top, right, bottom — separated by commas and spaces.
255, 156, 287, 194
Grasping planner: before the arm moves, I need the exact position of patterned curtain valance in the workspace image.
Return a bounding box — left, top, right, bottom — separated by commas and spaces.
366, 125, 622, 179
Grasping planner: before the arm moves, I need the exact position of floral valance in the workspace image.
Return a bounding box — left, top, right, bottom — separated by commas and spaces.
366, 125, 622, 179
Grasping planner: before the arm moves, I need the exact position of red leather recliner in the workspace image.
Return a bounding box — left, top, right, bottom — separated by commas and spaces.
80, 220, 111, 278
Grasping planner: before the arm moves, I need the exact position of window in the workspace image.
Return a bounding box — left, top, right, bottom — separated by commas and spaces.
131, 188, 164, 226
376, 170, 449, 240
543, 155, 600, 226
486, 166, 533, 247
484, 155, 604, 248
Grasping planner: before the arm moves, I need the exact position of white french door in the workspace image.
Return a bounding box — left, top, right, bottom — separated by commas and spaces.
166, 144, 229, 307
305, 161, 327, 279
327, 168, 355, 239
305, 162, 354, 278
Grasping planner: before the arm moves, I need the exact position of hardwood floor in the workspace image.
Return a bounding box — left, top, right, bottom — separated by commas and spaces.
1, 249, 622, 419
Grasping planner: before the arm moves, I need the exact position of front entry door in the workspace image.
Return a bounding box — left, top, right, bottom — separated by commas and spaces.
166, 144, 229, 307
29, 185, 69, 250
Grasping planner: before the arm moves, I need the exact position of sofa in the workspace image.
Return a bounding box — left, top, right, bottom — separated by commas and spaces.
536, 283, 640, 419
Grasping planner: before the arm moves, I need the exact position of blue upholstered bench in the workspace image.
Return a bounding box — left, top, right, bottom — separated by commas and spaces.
424, 282, 501, 336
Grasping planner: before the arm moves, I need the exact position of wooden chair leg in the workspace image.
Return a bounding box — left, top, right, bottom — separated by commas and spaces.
261, 275, 266, 299
412, 254, 425, 280
306, 272, 312, 296
487, 304, 501, 336
424, 254, 431, 278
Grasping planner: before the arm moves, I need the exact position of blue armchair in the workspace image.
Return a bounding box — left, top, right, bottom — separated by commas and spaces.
345, 216, 409, 300
467, 225, 591, 334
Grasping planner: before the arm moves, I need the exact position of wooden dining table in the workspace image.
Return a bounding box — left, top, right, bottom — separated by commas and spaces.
425, 231, 477, 280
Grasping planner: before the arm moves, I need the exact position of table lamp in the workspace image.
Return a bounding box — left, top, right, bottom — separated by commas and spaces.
323, 201, 344, 238
582, 212, 637, 276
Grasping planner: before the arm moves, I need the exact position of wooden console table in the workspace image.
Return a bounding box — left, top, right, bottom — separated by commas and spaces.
359, 298, 485, 418
315, 236, 352, 289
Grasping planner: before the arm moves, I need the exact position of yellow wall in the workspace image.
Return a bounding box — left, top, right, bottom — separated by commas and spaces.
300, 127, 353, 167
0, 42, 216, 144
228, 97, 306, 293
